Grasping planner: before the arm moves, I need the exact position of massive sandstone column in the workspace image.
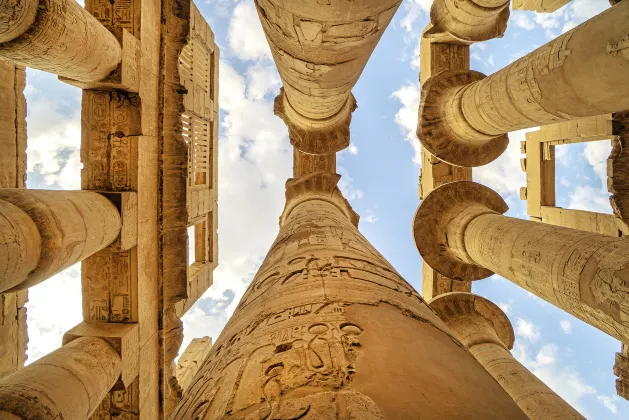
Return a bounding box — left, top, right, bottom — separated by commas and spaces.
0, 189, 121, 293
414, 181, 629, 344
418, 0, 629, 166
256, 0, 401, 154
0, 337, 121, 419
171, 174, 528, 419
0, 0, 122, 82
430, 292, 584, 419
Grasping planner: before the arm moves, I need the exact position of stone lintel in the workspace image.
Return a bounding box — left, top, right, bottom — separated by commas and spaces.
413, 181, 507, 281
64, 322, 140, 389
512, 0, 572, 13
417, 69, 508, 167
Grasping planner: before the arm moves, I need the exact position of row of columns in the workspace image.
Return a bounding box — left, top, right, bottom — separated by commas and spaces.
0, 0, 144, 417
415, 1, 628, 418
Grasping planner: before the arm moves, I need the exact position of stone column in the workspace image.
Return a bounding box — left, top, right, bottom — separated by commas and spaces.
0, 189, 121, 293
256, 0, 401, 154
418, 1, 629, 166
0, 337, 121, 419
0, 0, 121, 82
414, 180, 629, 344
171, 177, 528, 419
429, 292, 584, 419
427, 0, 510, 44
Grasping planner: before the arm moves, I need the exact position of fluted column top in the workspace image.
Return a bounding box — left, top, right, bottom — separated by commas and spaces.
429, 292, 514, 350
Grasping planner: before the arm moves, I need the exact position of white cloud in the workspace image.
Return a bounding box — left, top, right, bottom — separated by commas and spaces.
26, 265, 82, 363
347, 144, 359, 155
474, 129, 531, 200
559, 320, 573, 334
513, 342, 596, 415
497, 302, 511, 315
228, 1, 272, 61
512, 13, 536, 30
398, 0, 432, 69
583, 140, 611, 189
515, 318, 541, 342
568, 185, 612, 214
597, 395, 620, 415
391, 83, 422, 164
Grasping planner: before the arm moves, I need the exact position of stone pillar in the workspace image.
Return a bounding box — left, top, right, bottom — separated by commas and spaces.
429, 292, 584, 419
427, 0, 510, 44
414, 180, 629, 344
256, 0, 401, 154
418, 1, 629, 166
0, 337, 121, 419
0, 0, 122, 82
171, 179, 528, 419
0, 189, 121, 293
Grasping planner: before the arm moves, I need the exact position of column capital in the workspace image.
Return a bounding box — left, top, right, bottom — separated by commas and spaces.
275, 88, 357, 155
418, 69, 508, 167
427, 0, 510, 44
429, 292, 514, 350
413, 181, 507, 281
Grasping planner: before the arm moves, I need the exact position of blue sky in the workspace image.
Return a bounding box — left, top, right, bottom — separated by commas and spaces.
22, 0, 627, 417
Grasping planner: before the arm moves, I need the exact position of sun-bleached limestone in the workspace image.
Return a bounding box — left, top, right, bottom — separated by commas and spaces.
414, 180, 629, 344
418, 1, 629, 166
430, 292, 584, 419
512, 0, 571, 12
0, 0, 122, 82
171, 176, 528, 419
0, 189, 121, 293
257, 0, 401, 154
0, 337, 121, 419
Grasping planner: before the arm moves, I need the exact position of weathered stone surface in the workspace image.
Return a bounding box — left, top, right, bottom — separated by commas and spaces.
430, 292, 583, 419
258, 0, 401, 154
513, 0, 571, 12
176, 337, 212, 392
0, 0, 122, 82
172, 185, 528, 418
415, 181, 629, 344
0, 337, 121, 419
418, 2, 629, 166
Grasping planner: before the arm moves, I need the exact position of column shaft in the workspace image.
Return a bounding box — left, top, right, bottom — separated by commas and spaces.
0, 0, 122, 82
172, 197, 527, 419
471, 343, 583, 419
0, 189, 121, 292
0, 337, 121, 419
258, 0, 401, 153
419, 1, 629, 166
464, 212, 629, 342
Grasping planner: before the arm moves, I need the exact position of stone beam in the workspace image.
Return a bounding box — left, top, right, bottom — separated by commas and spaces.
172, 180, 528, 418
513, 0, 571, 12
0, 189, 121, 293
256, 0, 401, 154
0, 0, 122, 82
0, 337, 121, 419
430, 292, 584, 419
418, 1, 629, 166
426, 0, 510, 44
414, 180, 629, 343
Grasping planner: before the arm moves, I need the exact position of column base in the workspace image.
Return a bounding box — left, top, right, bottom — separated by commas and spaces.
418, 70, 508, 167
413, 181, 507, 281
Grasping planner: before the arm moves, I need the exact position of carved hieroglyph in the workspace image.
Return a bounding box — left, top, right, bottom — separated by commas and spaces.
414, 181, 629, 344
172, 187, 528, 418
430, 292, 584, 419
0, 0, 122, 82
0, 61, 27, 379
418, 1, 629, 166
256, 0, 401, 154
